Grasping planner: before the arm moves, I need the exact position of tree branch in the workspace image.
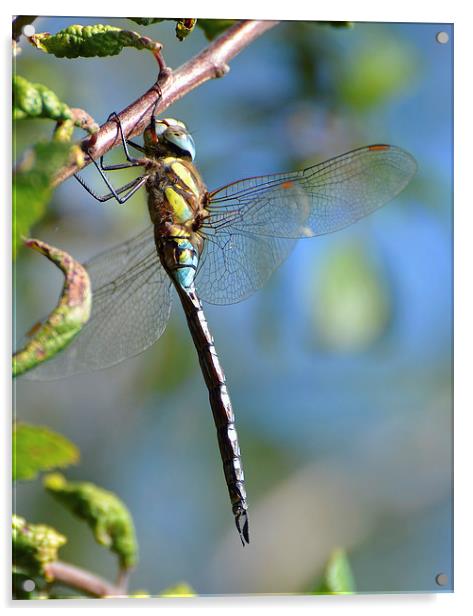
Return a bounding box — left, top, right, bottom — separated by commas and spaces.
44, 560, 126, 597
52, 19, 279, 188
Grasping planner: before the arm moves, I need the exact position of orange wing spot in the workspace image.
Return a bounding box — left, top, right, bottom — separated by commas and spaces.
368, 144, 390, 151
281, 180, 294, 189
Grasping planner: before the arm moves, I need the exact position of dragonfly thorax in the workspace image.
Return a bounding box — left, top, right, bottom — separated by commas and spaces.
145, 154, 208, 289
146, 156, 208, 228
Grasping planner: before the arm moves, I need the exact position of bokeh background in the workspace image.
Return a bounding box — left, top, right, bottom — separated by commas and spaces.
13, 18, 453, 595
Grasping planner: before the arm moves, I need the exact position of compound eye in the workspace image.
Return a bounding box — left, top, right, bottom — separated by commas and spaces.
165, 130, 196, 161
154, 121, 167, 137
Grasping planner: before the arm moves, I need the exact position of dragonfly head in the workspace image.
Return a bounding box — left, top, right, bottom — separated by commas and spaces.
144, 117, 196, 161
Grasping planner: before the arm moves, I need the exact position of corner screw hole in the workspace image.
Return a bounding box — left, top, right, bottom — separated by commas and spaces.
435, 573, 448, 586
23, 579, 36, 592
22, 25, 36, 37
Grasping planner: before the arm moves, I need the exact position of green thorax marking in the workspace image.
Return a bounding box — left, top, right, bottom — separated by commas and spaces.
147, 156, 207, 226
163, 156, 203, 225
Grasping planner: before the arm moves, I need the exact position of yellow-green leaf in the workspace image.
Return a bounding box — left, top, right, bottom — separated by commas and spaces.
13, 75, 72, 121
44, 473, 138, 569
13, 423, 80, 481
13, 238, 92, 377
313, 548, 356, 594
12, 515, 66, 578
29, 24, 161, 58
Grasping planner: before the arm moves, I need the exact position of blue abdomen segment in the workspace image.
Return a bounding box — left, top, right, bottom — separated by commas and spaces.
173, 238, 199, 289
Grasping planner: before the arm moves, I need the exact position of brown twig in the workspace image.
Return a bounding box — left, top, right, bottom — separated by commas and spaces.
69, 108, 100, 134
44, 561, 126, 597
52, 19, 279, 188
116, 567, 131, 594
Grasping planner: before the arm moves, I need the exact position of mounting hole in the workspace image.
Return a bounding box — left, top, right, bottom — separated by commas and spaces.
436, 31, 449, 44
22, 579, 36, 592
22, 24, 35, 37
435, 573, 448, 586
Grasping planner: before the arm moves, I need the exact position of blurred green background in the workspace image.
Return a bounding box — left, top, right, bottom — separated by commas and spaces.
13, 18, 453, 595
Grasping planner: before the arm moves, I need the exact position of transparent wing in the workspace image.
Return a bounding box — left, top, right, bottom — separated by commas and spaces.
26, 226, 173, 380
197, 230, 296, 305
197, 145, 416, 304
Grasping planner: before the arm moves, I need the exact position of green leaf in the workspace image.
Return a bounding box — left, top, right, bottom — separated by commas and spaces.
160, 582, 196, 597
13, 141, 76, 258
13, 238, 92, 377
127, 18, 196, 40
13, 423, 80, 481
12, 514, 67, 578
13, 75, 72, 121
312, 242, 391, 352
29, 24, 161, 58
13, 77, 99, 142
339, 36, 416, 109
44, 473, 138, 569
313, 549, 356, 594
197, 20, 236, 40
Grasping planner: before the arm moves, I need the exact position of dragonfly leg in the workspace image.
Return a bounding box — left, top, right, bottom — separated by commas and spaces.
104, 93, 162, 163
99, 112, 144, 170
75, 126, 149, 204
75, 111, 151, 204
74, 172, 148, 204
120, 93, 163, 158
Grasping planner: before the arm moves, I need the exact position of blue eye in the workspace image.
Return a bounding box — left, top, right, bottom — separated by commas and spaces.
154, 123, 167, 137
166, 131, 196, 161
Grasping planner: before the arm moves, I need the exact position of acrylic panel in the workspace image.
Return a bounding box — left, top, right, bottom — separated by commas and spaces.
12, 17, 453, 598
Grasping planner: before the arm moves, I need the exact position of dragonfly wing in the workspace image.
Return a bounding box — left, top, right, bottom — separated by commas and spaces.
197, 145, 416, 304
197, 228, 296, 305
26, 226, 173, 380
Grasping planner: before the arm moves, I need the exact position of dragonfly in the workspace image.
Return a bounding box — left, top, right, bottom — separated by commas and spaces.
28, 113, 417, 545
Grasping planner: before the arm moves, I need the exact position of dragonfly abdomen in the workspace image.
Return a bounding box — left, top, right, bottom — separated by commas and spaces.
175, 282, 249, 545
